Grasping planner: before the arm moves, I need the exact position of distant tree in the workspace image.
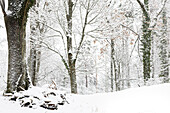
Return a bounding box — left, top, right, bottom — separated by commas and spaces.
0, 0, 36, 93
38, 0, 103, 94
159, 7, 169, 82
136, 0, 167, 82
28, 1, 44, 86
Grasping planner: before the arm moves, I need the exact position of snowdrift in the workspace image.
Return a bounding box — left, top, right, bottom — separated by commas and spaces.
0, 83, 170, 113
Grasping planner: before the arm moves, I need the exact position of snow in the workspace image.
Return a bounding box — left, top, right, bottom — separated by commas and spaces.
0, 83, 170, 113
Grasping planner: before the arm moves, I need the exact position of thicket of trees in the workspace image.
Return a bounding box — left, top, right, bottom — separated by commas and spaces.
0, 0, 169, 94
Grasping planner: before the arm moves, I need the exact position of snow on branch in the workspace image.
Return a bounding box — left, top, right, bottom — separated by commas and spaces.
149, 0, 167, 28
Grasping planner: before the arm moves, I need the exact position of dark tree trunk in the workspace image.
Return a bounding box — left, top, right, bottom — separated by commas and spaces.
68, 61, 77, 93
66, 0, 77, 94
5, 16, 23, 92
111, 39, 114, 92
142, 0, 151, 82
137, 0, 151, 82
1, 0, 36, 93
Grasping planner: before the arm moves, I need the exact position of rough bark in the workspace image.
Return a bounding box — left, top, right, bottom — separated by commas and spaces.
137, 0, 151, 82
1, 0, 36, 93
5, 16, 23, 92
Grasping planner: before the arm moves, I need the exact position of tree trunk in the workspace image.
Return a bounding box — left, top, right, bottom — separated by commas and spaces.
159, 8, 169, 82
68, 61, 77, 93
66, 0, 77, 94
2, 0, 36, 93
111, 39, 114, 92
5, 16, 23, 92
140, 0, 152, 82
111, 39, 118, 91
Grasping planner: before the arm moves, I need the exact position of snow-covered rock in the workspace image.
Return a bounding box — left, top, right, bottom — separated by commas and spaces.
0, 83, 170, 113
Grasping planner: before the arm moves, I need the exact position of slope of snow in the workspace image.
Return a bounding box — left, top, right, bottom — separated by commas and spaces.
0, 83, 170, 113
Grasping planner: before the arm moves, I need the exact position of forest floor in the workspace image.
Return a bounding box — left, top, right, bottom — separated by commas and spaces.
0, 83, 170, 113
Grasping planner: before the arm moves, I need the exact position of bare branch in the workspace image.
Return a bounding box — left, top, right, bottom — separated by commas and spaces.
149, 0, 167, 28
41, 41, 69, 71
120, 24, 139, 36
74, 0, 90, 63
120, 24, 142, 62
37, 20, 67, 57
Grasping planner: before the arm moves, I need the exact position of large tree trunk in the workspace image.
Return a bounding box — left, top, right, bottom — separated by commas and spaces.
5, 16, 23, 92
1, 0, 36, 93
142, 0, 151, 82
137, 0, 152, 82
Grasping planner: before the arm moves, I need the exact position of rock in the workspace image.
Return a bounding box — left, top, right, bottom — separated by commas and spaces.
40, 103, 58, 110
58, 101, 64, 105
47, 104, 58, 110
33, 96, 40, 100
10, 96, 18, 101
44, 100, 51, 103
21, 102, 30, 107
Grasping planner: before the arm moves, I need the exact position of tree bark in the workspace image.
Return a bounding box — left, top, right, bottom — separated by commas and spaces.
137, 0, 151, 82
5, 16, 23, 92
111, 39, 119, 91
66, 0, 77, 94
1, 0, 36, 93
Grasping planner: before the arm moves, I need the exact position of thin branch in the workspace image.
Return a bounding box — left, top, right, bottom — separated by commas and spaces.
74, 0, 90, 63
129, 36, 140, 59
41, 41, 69, 71
37, 20, 67, 57
87, 34, 111, 40
149, 0, 167, 28
37, 21, 63, 36
120, 24, 142, 62
120, 24, 139, 36
87, 12, 100, 25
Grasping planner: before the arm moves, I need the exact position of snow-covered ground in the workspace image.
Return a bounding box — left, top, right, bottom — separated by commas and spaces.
0, 83, 170, 113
